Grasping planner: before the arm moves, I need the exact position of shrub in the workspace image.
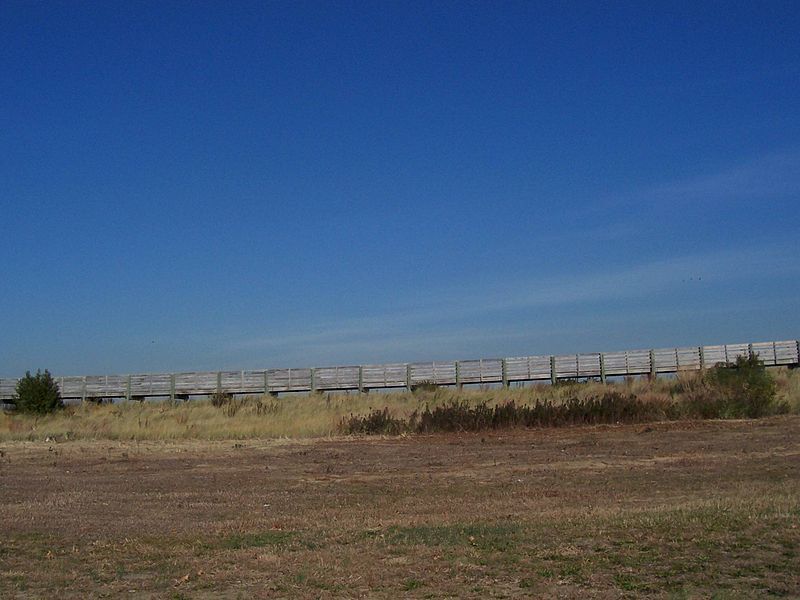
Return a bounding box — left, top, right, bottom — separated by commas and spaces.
342, 393, 672, 436
705, 355, 780, 418
14, 370, 63, 414
411, 400, 495, 432
411, 380, 437, 393
210, 391, 233, 407
340, 408, 406, 435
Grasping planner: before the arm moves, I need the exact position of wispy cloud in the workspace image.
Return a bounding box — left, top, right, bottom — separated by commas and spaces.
225, 242, 798, 365
398, 241, 798, 317
533, 148, 800, 249
224, 148, 800, 367
571, 148, 800, 220
643, 150, 800, 204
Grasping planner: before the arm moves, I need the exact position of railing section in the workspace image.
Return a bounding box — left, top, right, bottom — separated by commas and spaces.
0, 339, 797, 401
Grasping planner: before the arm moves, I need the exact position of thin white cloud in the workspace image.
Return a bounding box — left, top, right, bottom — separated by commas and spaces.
643, 150, 800, 204
519, 148, 800, 250
571, 148, 800, 220
226, 242, 798, 362
225, 148, 800, 366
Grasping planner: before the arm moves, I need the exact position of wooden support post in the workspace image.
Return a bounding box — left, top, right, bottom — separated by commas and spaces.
216, 372, 222, 394
169, 373, 176, 402
748, 343, 754, 359
310, 368, 316, 393
501, 358, 509, 388
599, 353, 606, 384
264, 371, 269, 395
649, 349, 656, 380
126, 375, 132, 402
699, 346, 705, 370
406, 364, 412, 392
455, 361, 462, 389
358, 366, 364, 393
265, 371, 278, 396
550, 356, 556, 385
81, 376, 87, 403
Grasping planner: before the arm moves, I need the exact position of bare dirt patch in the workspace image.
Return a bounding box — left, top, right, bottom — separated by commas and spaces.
1, 417, 799, 598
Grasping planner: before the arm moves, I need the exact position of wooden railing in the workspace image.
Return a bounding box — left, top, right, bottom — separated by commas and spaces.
1, 339, 797, 402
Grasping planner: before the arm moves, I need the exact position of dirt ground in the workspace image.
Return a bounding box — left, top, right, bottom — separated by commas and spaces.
1, 417, 798, 598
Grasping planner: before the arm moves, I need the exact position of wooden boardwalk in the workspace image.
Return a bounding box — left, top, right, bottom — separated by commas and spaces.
1, 339, 797, 402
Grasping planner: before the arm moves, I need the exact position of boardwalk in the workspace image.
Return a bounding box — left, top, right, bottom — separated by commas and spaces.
1, 339, 797, 402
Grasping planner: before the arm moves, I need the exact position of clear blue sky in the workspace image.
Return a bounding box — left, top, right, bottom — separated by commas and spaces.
1, 1, 799, 377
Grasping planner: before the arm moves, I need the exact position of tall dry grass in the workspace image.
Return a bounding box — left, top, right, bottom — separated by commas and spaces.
1, 368, 798, 442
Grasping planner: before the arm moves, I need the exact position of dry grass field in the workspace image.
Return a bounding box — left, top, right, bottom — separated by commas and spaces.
2, 368, 799, 442
1, 416, 798, 598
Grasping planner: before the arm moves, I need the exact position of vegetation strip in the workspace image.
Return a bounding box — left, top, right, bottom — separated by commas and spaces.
342, 356, 788, 434
2, 356, 797, 441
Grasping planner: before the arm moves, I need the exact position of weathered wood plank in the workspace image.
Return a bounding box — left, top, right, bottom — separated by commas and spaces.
361, 363, 407, 388
775, 340, 799, 364
314, 366, 360, 390
409, 362, 457, 385
577, 353, 602, 377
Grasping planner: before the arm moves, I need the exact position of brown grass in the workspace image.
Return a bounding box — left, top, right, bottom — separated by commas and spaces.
0, 417, 798, 598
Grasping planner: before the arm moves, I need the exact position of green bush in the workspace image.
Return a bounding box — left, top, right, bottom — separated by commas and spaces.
14, 369, 63, 414
705, 355, 781, 418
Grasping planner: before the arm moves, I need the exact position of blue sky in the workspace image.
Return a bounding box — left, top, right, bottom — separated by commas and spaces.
1, 1, 799, 376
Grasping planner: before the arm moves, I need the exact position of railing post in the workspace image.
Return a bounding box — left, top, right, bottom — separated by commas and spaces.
649, 349, 656, 380
698, 346, 705, 370
455, 361, 461, 389
406, 364, 412, 392
550, 356, 556, 385
216, 371, 222, 394
170, 373, 176, 401
81, 376, 87, 403
599, 353, 606, 383
748, 343, 754, 359
358, 366, 364, 393
310, 368, 316, 393
126, 375, 132, 402
267, 369, 279, 397
264, 371, 268, 394
501, 358, 508, 388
